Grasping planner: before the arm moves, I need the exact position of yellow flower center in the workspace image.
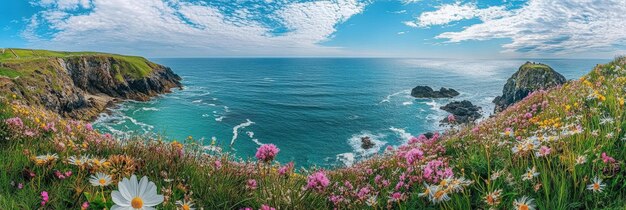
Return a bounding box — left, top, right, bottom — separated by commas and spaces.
593, 183, 600, 190
131, 197, 143, 208
182, 204, 191, 210
99, 179, 106, 185
434, 190, 445, 199
518, 204, 529, 210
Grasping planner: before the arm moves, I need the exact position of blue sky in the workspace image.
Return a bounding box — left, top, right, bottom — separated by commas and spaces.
2, 0, 626, 58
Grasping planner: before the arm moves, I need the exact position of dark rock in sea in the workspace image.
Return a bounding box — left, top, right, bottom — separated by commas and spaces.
440, 100, 482, 124
411, 86, 460, 98
361, 136, 375, 150
493, 61, 566, 113
423, 132, 434, 139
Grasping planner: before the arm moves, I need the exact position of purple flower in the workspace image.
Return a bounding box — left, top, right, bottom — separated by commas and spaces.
278, 162, 294, 176
306, 171, 330, 192
85, 123, 93, 131
41, 191, 49, 206
5, 117, 23, 128
255, 144, 280, 162
602, 152, 615, 163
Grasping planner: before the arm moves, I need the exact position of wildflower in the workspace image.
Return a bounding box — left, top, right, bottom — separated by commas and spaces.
511, 138, 539, 155
278, 162, 294, 176
575, 155, 587, 165
17, 183, 23, 189
68, 155, 89, 167
41, 191, 49, 206
5, 117, 24, 128
447, 114, 456, 123
306, 171, 330, 192
447, 177, 472, 192
430, 187, 450, 203
255, 144, 280, 163
418, 183, 434, 197
389, 192, 403, 202
521, 167, 539, 181
619, 98, 624, 106
365, 195, 377, 206
214, 160, 222, 170
86, 123, 94, 131
491, 169, 505, 180
484, 189, 502, 206
535, 146, 551, 157
89, 172, 112, 187
513, 196, 535, 210
404, 148, 424, 165
34, 153, 58, 166
587, 176, 606, 193
81, 202, 89, 210
111, 175, 164, 209
175, 200, 195, 210
601, 152, 615, 164
246, 179, 258, 190
260, 204, 276, 210
501, 128, 514, 137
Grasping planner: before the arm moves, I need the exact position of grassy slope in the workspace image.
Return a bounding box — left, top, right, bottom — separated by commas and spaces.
0, 48, 155, 80
0, 57, 624, 209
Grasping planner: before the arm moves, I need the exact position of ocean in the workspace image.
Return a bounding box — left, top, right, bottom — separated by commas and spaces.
93, 58, 608, 168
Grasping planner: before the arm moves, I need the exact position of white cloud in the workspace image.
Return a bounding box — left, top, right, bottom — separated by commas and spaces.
24, 0, 367, 56
410, 2, 509, 28
419, 0, 626, 55
402, 21, 418, 28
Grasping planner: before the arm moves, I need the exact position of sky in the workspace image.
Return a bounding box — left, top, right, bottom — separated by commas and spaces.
1, 0, 626, 58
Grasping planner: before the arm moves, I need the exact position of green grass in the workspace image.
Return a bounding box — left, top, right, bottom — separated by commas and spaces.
0, 67, 22, 78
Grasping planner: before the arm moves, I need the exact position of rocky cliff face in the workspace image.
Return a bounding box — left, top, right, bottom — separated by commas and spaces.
0, 55, 181, 120
493, 62, 565, 113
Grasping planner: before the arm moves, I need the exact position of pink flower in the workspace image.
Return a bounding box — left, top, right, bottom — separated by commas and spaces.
306, 171, 330, 192
524, 112, 533, 119
246, 179, 258, 190
447, 114, 456, 122
17, 183, 23, 189
85, 123, 93, 131
404, 148, 424, 165
5, 117, 23, 128
536, 146, 551, 157
214, 160, 222, 169
389, 192, 403, 202
41, 191, 49, 206
278, 162, 294, 176
255, 144, 280, 162
602, 152, 615, 163
260, 205, 276, 210
81, 202, 89, 210
43, 122, 57, 132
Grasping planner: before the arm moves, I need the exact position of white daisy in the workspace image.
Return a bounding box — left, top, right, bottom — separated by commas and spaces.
175, 200, 196, 210
89, 172, 112, 187
513, 196, 535, 210
587, 176, 606, 193
68, 155, 89, 167
521, 167, 539, 181
111, 175, 164, 210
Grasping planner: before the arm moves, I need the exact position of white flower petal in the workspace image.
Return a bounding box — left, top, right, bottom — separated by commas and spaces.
138, 176, 149, 197
111, 191, 130, 207
143, 194, 164, 206
141, 182, 157, 198
111, 204, 132, 210
130, 175, 139, 195
118, 180, 133, 200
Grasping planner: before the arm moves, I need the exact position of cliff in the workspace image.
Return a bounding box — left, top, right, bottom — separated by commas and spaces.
0, 49, 181, 120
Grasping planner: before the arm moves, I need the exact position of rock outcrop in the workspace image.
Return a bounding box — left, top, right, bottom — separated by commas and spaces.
440, 100, 482, 124
360, 136, 375, 150
0, 55, 181, 120
493, 62, 566, 113
411, 86, 459, 98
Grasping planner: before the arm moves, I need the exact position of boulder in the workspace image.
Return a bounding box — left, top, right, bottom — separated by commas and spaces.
440, 100, 482, 124
411, 86, 460, 98
493, 62, 566, 113
361, 136, 375, 150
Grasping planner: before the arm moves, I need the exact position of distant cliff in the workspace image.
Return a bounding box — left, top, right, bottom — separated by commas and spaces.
0, 49, 181, 120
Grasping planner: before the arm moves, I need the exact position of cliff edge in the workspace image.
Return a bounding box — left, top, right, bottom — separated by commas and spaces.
0, 48, 181, 120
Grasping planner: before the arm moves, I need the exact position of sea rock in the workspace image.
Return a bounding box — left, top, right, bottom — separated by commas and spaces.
493, 62, 566, 113
0, 55, 181, 120
411, 86, 459, 98
361, 136, 375, 150
440, 100, 482, 124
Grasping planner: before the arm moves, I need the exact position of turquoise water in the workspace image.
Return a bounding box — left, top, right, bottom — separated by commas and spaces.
93, 58, 608, 167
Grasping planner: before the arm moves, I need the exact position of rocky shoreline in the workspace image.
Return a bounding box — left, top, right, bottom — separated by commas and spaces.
0, 55, 182, 120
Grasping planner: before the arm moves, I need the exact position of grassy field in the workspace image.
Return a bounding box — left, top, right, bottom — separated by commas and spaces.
0, 57, 624, 209
0, 48, 155, 80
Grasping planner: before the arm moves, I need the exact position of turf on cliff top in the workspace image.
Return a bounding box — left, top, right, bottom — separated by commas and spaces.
1, 48, 626, 209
